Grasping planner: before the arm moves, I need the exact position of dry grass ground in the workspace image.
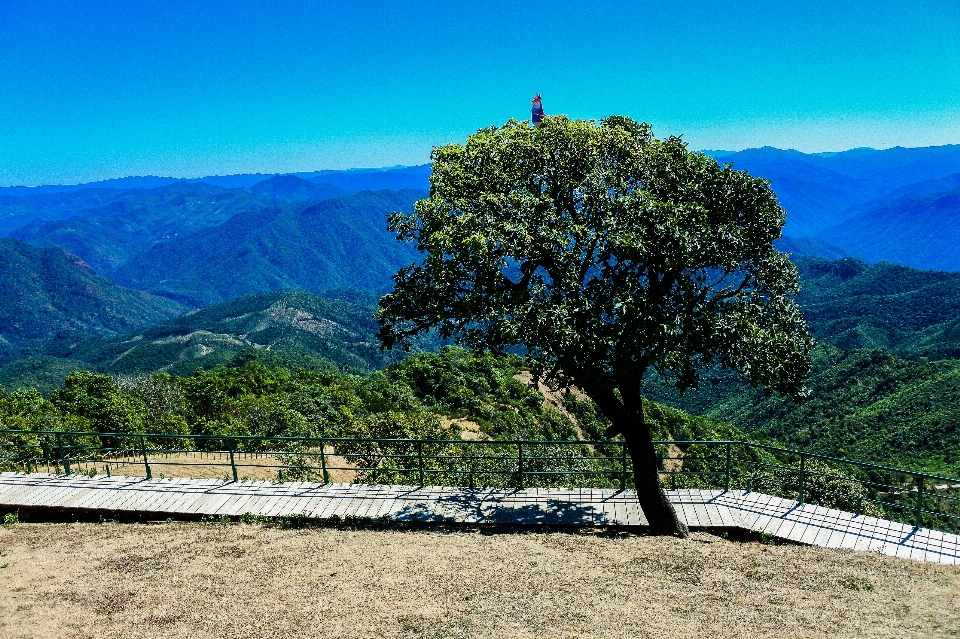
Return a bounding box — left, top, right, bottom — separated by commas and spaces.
45, 452, 359, 483
0, 523, 958, 639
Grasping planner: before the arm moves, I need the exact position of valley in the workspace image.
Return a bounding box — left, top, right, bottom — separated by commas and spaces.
3, 148, 960, 479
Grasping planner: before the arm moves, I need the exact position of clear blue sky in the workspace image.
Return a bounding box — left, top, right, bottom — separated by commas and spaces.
2, 0, 959, 186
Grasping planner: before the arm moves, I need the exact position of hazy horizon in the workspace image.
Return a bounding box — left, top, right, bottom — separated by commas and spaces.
7, 141, 960, 190
3, 0, 958, 187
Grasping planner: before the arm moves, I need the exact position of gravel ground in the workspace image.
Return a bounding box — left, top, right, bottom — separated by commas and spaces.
0, 522, 958, 639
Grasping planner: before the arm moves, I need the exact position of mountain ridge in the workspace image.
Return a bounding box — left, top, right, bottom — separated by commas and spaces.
0, 164, 432, 197
0, 237, 185, 363
111, 189, 426, 307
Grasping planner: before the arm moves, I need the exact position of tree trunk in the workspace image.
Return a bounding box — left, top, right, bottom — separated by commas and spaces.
596, 387, 689, 537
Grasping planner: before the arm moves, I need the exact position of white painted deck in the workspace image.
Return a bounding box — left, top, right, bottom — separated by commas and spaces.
1, 472, 957, 564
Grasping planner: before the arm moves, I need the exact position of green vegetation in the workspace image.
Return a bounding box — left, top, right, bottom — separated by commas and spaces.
645, 345, 960, 475
11, 182, 263, 275
0, 290, 441, 393
378, 115, 812, 535
0, 347, 740, 475
643, 256, 960, 477
2, 347, 948, 529
797, 257, 960, 349
112, 189, 425, 307
0, 237, 184, 363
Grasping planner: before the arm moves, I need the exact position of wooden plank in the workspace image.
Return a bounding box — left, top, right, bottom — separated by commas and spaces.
28, 481, 74, 507
32, 480, 82, 507
222, 491, 259, 516
139, 487, 178, 513
0, 479, 50, 505
209, 492, 245, 517
241, 493, 276, 516
134, 483, 175, 512
6, 474, 960, 564
148, 479, 188, 512
0, 475, 34, 501
167, 480, 210, 513
82, 485, 125, 511
62, 485, 106, 510
190, 491, 235, 516
103, 486, 147, 511
13, 480, 67, 507
305, 497, 335, 519
123, 481, 163, 511
273, 496, 308, 518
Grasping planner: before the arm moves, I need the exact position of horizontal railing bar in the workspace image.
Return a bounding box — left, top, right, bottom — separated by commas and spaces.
2, 429, 958, 485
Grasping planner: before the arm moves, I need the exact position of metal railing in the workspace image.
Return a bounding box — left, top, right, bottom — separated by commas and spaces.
1, 429, 958, 533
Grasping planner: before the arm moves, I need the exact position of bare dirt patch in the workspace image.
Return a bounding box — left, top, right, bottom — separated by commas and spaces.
662, 443, 685, 472
440, 415, 488, 440
514, 370, 587, 438
0, 523, 957, 639
69, 452, 358, 483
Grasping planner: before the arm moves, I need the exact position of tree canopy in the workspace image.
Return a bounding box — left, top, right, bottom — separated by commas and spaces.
378, 116, 812, 395
378, 115, 815, 535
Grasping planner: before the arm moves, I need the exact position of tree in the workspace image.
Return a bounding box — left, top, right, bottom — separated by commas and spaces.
377, 115, 814, 536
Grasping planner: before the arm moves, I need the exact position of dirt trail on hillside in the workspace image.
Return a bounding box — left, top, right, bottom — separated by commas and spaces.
514, 371, 687, 473
1, 523, 957, 639
514, 371, 589, 440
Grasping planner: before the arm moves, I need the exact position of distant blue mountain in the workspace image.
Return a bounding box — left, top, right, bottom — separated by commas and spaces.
773, 236, 849, 261
712, 145, 960, 237
0, 164, 432, 198
11, 182, 265, 275
0, 176, 182, 196
8, 146, 960, 272
111, 189, 427, 307
820, 185, 960, 271
247, 175, 345, 203
296, 164, 432, 192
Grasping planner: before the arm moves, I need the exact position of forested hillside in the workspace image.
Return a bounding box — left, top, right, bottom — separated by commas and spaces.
821, 186, 960, 271
0, 290, 437, 394
10, 185, 424, 307
0, 347, 741, 474
12, 182, 266, 275
0, 238, 184, 363
112, 189, 425, 306
642, 256, 960, 475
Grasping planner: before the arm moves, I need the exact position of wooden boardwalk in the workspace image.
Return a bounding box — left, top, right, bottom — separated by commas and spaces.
1, 471, 957, 565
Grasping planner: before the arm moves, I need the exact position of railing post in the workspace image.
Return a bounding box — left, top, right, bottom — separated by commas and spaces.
140, 435, 152, 480
228, 438, 238, 482
468, 443, 475, 489
517, 442, 524, 490
620, 442, 627, 491
320, 440, 329, 484
915, 475, 924, 530
57, 432, 70, 476
417, 440, 424, 486
798, 453, 806, 505
724, 442, 731, 492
